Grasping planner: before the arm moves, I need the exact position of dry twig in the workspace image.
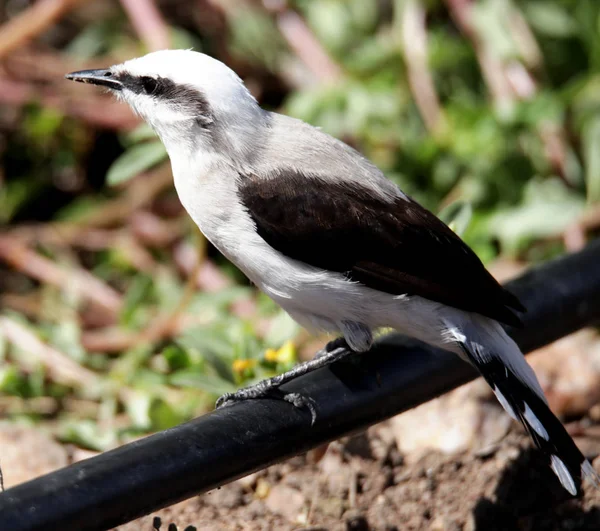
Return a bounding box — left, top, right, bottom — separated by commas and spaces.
81, 232, 206, 353
11, 164, 174, 244
0, 316, 98, 387
272, 8, 342, 83
443, 0, 571, 182
119, 0, 171, 51
0, 51, 139, 130
401, 0, 446, 137
564, 205, 600, 252
444, 0, 515, 110
0, 0, 87, 58
210, 0, 342, 84
0, 237, 122, 315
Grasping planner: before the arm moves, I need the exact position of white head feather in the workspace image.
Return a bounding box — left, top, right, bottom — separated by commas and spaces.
108, 49, 265, 157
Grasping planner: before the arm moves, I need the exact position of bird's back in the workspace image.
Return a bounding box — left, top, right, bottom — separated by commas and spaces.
257, 113, 405, 202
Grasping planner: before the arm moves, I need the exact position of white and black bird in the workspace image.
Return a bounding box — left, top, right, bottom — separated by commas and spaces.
67, 49, 598, 495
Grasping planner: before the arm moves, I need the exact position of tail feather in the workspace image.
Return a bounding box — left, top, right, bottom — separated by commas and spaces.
482, 354, 596, 495
448, 321, 600, 496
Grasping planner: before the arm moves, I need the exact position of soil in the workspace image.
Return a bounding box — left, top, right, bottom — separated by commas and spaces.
4, 330, 600, 530
117, 424, 600, 531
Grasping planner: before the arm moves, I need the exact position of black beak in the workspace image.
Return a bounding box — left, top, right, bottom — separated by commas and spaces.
65, 69, 123, 90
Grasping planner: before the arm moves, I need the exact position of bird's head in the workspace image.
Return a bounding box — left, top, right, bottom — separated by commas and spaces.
66, 49, 263, 155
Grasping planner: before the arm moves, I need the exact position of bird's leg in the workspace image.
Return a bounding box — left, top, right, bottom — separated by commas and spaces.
215, 338, 355, 423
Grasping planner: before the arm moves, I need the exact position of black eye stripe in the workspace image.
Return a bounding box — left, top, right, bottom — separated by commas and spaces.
114, 72, 213, 127
140, 76, 159, 95
115, 73, 164, 96
115, 73, 195, 100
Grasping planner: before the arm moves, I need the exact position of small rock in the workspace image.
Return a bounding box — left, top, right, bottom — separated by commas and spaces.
317, 496, 345, 518
282, 470, 305, 490
255, 478, 270, 499
245, 499, 267, 518
264, 485, 305, 522
390, 383, 488, 462
589, 404, 600, 422
344, 433, 373, 459
494, 446, 521, 471
431, 515, 463, 531
69, 447, 100, 463
320, 452, 352, 496
528, 330, 600, 417
361, 466, 394, 493
344, 510, 369, 531
474, 443, 500, 459
394, 470, 411, 483
385, 446, 405, 467
235, 471, 259, 489
204, 485, 244, 509
307, 443, 330, 464
0, 425, 68, 488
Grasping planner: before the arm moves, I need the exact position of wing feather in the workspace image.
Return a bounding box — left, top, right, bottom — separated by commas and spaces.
239, 170, 524, 327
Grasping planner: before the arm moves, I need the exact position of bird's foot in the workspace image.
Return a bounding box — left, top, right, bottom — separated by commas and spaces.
215, 338, 354, 424
216, 381, 317, 423
313, 336, 348, 359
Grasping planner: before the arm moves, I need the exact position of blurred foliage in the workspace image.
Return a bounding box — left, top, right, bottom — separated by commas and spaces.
0, 0, 598, 449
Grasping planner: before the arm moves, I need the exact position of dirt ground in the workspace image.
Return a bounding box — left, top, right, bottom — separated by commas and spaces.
116, 423, 600, 531
3, 331, 600, 531
115, 330, 600, 531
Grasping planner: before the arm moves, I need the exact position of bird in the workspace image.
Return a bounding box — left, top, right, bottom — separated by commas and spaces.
66, 49, 598, 496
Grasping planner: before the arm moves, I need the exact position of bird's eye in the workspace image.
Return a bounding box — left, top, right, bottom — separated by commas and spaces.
141, 76, 158, 95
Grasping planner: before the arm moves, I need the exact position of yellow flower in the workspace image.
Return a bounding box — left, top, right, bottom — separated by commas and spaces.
264, 340, 296, 364
232, 358, 257, 373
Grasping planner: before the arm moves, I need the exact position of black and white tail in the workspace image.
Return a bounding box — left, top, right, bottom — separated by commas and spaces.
445, 317, 600, 496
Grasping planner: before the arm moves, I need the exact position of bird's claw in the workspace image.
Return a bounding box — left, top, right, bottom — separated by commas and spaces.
282, 392, 317, 424
214, 393, 235, 409
215, 386, 317, 423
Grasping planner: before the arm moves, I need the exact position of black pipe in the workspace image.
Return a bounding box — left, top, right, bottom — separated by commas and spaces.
1, 240, 600, 531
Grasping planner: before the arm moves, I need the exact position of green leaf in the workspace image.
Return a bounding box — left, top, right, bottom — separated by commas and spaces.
120, 275, 154, 327
106, 141, 167, 186
60, 419, 118, 451
472, 0, 518, 60
124, 391, 152, 429
55, 196, 106, 222
305, 0, 353, 54
524, 2, 578, 38
169, 27, 203, 51
153, 269, 184, 310
186, 287, 254, 323
65, 21, 111, 58
169, 370, 237, 395
177, 327, 235, 382
228, 7, 287, 70
0, 178, 45, 223
49, 321, 86, 363
0, 332, 6, 362
23, 106, 65, 144
0, 366, 24, 395
437, 200, 473, 236
110, 345, 153, 384
149, 398, 184, 430
123, 123, 158, 144
488, 178, 585, 254
583, 115, 600, 203
263, 312, 301, 349
161, 344, 191, 371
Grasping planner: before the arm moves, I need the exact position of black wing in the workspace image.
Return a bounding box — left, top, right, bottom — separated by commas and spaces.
239, 170, 525, 327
